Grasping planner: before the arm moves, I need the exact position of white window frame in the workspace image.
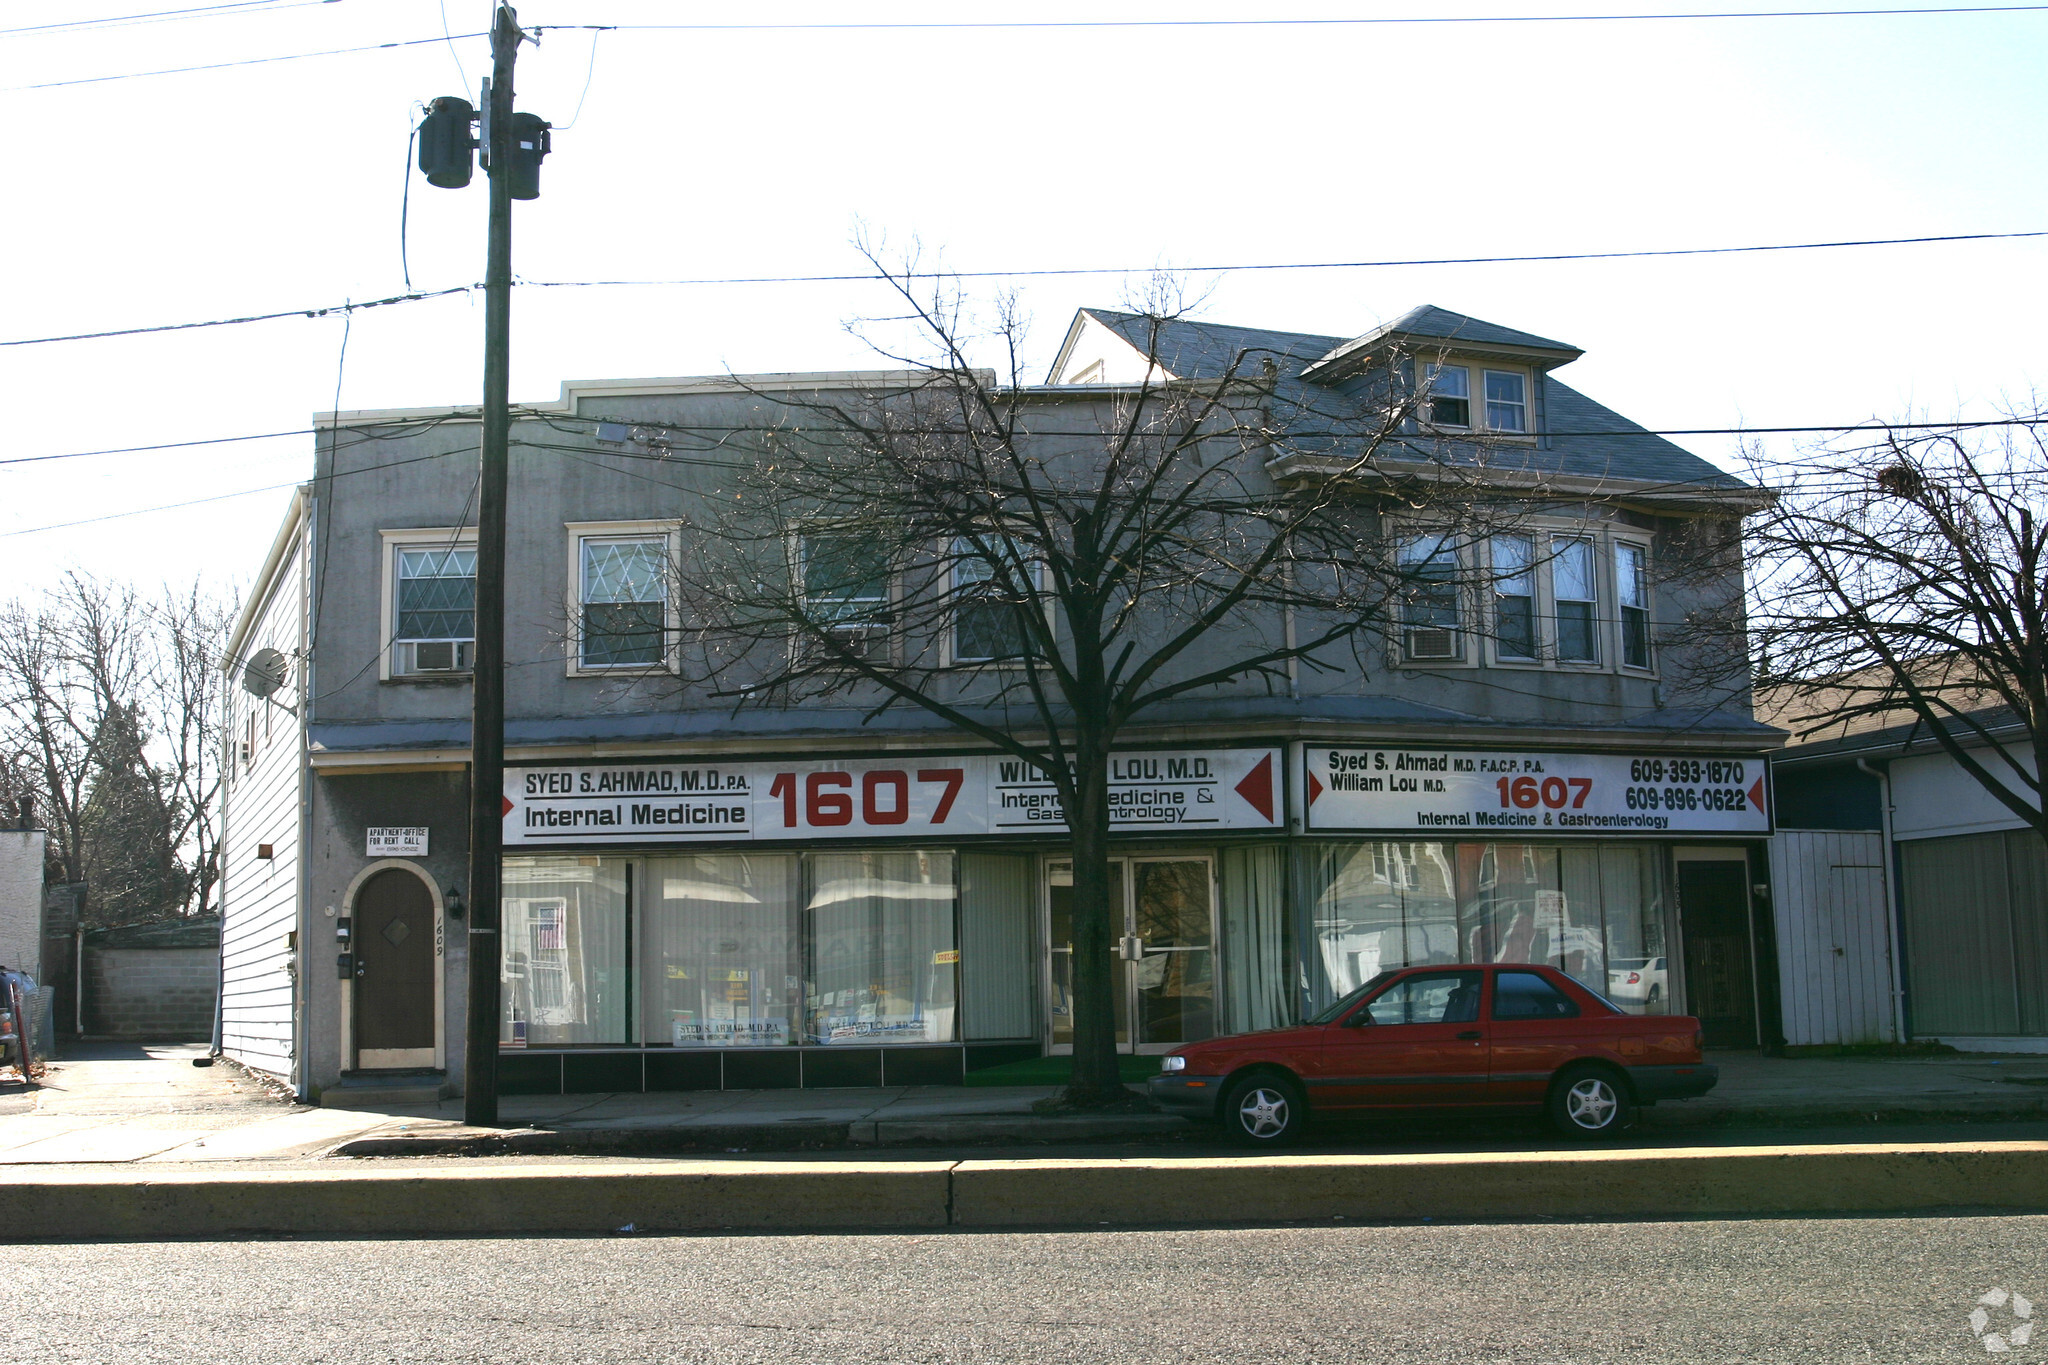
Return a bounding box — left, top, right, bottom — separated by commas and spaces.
794, 527, 897, 668
1475, 521, 1659, 678
1549, 533, 1601, 667
380, 527, 479, 682
1482, 369, 1529, 433
1419, 357, 1537, 438
1486, 533, 1540, 663
565, 520, 680, 677
1393, 531, 1469, 667
946, 538, 1048, 667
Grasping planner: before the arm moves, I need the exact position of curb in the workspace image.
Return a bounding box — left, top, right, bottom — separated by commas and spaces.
9, 1141, 2048, 1240
329, 1114, 1194, 1158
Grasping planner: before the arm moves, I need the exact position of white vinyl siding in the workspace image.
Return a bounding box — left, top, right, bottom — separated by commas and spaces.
1768, 831, 1897, 1046
219, 534, 307, 1079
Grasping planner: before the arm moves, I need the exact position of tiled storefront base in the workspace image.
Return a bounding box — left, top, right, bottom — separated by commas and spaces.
498, 1042, 1043, 1095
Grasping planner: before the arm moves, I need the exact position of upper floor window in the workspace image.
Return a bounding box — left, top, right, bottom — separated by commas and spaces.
1550, 536, 1598, 664
800, 531, 892, 664
1483, 371, 1527, 432
394, 544, 476, 674
1422, 363, 1532, 435
952, 539, 1038, 663
580, 537, 667, 669
1398, 534, 1463, 662
1424, 364, 1470, 427
1616, 541, 1651, 670
1490, 535, 1537, 661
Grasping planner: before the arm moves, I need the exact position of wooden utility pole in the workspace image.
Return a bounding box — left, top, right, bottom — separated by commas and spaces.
463, 3, 520, 1129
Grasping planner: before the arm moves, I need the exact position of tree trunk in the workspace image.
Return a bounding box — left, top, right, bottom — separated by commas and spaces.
1063, 730, 1126, 1107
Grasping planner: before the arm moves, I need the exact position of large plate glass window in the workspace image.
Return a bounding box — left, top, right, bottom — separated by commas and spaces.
395, 545, 476, 674
580, 536, 667, 668
1617, 541, 1651, 669
1490, 534, 1536, 660
805, 850, 959, 1044
639, 853, 799, 1046
1550, 536, 1597, 663
500, 856, 629, 1046
1399, 534, 1463, 661
801, 531, 893, 663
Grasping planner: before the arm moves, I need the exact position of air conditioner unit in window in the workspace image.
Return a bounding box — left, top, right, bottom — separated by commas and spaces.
408, 640, 473, 672
1405, 628, 1461, 661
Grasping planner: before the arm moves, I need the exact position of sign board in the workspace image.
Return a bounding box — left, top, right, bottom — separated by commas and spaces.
1302, 747, 1769, 836
503, 748, 1281, 846
366, 826, 429, 857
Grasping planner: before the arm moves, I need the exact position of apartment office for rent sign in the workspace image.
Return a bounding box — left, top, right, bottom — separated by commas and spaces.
1303, 747, 1770, 835
504, 748, 1281, 846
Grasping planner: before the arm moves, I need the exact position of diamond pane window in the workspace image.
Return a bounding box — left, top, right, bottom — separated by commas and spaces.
581, 538, 667, 668
396, 547, 477, 641
953, 539, 1035, 662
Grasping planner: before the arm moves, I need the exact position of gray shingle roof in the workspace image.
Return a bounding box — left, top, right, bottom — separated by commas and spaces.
1075, 308, 1750, 493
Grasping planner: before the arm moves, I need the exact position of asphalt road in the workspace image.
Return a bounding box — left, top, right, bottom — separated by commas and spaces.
14, 1215, 2046, 1363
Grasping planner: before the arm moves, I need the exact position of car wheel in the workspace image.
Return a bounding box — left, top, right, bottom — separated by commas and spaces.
1646, 984, 1663, 1006
1547, 1065, 1629, 1138
1221, 1073, 1306, 1146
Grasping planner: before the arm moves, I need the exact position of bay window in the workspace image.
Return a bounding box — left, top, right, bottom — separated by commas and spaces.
1551, 536, 1598, 663
1399, 534, 1463, 661
1490, 535, 1536, 660
1617, 541, 1651, 669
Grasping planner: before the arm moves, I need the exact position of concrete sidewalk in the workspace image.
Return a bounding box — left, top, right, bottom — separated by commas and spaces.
7, 1044, 2048, 1165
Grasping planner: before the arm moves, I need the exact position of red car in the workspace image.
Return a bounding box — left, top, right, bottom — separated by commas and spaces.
1147, 962, 1717, 1144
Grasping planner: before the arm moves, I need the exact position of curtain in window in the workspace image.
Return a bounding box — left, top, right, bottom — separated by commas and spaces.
500, 856, 628, 1046
960, 852, 1035, 1040
805, 851, 958, 1044
1220, 845, 1289, 1033
638, 853, 799, 1046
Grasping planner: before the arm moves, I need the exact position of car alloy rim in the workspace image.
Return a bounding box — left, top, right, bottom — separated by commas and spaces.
1237, 1087, 1289, 1138
1565, 1077, 1618, 1130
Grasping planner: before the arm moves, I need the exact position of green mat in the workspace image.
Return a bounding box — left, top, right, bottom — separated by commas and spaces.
963, 1055, 1162, 1086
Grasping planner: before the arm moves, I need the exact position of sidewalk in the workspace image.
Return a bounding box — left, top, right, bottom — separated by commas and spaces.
6, 1044, 2048, 1165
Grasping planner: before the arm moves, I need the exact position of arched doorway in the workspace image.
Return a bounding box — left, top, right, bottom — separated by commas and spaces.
353, 866, 439, 1069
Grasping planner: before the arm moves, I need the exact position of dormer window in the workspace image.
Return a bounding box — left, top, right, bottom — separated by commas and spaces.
1425, 364, 1470, 426
1422, 362, 1532, 434
1484, 371, 1526, 432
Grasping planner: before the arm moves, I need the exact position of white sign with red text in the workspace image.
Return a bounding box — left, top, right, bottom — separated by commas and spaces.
503, 748, 1281, 845
1302, 747, 1770, 836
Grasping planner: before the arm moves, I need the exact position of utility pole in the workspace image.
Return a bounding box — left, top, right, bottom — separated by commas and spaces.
462, 3, 520, 1128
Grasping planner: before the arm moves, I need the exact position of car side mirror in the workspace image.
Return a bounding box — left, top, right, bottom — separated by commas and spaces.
1344, 1010, 1374, 1027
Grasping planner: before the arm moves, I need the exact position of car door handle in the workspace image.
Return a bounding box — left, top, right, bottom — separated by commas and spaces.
1456, 1030, 1482, 1040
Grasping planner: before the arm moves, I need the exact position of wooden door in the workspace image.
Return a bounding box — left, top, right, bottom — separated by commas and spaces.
355, 868, 437, 1069
1678, 860, 1757, 1049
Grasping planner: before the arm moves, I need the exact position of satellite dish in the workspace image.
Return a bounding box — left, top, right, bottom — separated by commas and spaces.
242, 648, 289, 699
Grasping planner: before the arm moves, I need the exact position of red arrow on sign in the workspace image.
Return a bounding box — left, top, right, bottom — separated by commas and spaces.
1306, 770, 1324, 805
1232, 753, 1275, 822
1748, 777, 1765, 814
502, 795, 514, 818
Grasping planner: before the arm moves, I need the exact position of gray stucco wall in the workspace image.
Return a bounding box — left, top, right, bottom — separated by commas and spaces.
83, 947, 217, 1040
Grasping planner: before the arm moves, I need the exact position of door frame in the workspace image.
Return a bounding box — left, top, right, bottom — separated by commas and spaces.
340, 859, 446, 1073
1671, 846, 1759, 1048
1040, 851, 1219, 1056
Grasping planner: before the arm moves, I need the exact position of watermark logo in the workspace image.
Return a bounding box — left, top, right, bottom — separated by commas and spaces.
1971, 1289, 2034, 1353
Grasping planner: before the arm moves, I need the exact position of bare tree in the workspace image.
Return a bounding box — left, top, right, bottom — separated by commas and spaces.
655, 261, 1563, 1105
1739, 414, 2048, 843
0, 573, 237, 921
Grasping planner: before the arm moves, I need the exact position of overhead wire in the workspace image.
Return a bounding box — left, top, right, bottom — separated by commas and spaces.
3, 31, 487, 93
0, 1, 336, 38
5, 231, 2042, 350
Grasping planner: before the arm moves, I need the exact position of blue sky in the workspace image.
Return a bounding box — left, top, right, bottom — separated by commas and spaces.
3, 0, 2043, 594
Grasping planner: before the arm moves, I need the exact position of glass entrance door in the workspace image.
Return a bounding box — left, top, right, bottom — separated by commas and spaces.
1047, 856, 1216, 1054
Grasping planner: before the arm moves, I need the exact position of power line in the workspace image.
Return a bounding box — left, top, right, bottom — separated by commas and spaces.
0, 285, 471, 348
4, 31, 485, 93
531, 4, 2048, 33
6, 230, 2042, 350
0, 1, 332, 38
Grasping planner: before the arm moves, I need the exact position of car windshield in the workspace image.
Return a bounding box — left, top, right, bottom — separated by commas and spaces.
1306, 970, 1398, 1024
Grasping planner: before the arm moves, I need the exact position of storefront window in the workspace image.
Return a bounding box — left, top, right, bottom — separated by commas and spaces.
639, 854, 799, 1046
805, 850, 959, 1045
1299, 841, 1671, 1016
501, 856, 629, 1046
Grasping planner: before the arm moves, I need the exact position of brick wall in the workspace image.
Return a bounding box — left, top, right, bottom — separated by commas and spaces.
82, 947, 218, 1041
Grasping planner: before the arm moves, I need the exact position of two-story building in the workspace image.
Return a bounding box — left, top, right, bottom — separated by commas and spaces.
217, 304, 1781, 1101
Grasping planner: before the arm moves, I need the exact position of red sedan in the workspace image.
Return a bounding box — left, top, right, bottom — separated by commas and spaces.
1147, 962, 1717, 1144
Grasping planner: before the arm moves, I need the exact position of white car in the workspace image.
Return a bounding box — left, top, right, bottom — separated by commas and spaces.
1607, 956, 1667, 1010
